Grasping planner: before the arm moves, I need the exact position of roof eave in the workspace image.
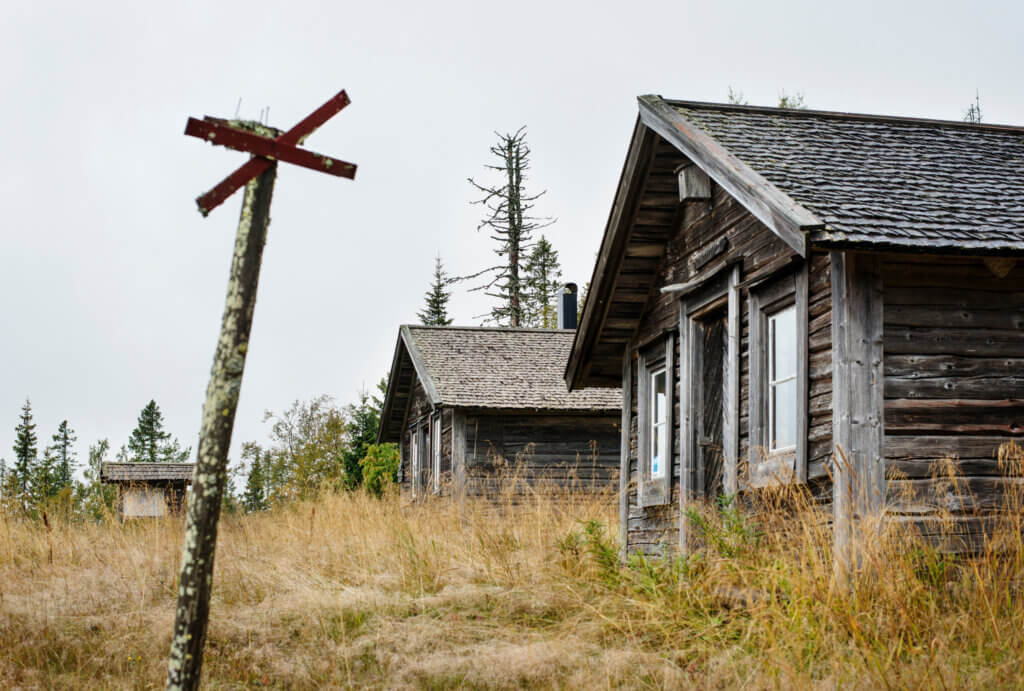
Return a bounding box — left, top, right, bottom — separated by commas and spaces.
564, 116, 656, 391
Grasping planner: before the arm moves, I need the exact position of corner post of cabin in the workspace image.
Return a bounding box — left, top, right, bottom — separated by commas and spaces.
619, 341, 632, 560
452, 410, 467, 502
830, 251, 885, 577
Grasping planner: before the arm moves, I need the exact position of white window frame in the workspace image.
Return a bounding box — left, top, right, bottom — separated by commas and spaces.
637, 334, 674, 507
748, 265, 808, 487
410, 426, 419, 496
767, 305, 798, 454
432, 413, 442, 494
649, 367, 668, 480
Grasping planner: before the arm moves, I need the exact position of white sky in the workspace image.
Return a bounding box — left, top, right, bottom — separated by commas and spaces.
2, 0, 1021, 472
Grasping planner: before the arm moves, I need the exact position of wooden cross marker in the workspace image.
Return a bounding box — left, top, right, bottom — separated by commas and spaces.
166, 90, 356, 691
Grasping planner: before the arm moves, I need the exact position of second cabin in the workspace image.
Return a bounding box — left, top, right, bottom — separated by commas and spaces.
378, 314, 622, 497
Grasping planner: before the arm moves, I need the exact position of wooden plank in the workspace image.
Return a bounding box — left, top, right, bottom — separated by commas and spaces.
725, 265, 741, 495
797, 260, 810, 483
885, 326, 1024, 357
831, 251, 853, 568
831, 251, 886, 572
452, 410, 466, 499
885, 398, 1024, 434
638, 95, 820, 257
619, 345, 632, 560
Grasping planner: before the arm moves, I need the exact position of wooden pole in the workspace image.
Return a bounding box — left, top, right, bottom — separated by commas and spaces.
166, 158, 276, 690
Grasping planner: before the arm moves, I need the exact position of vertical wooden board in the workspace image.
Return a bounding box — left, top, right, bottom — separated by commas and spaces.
637, 350, 649, 506
797, 263, 810, 483
662, 332, 675, 502
678, 301, 693, 552
452, 410, 466, 499
724, 265, 741, 494
830, 250, 852, 563
620, 345, 632, 559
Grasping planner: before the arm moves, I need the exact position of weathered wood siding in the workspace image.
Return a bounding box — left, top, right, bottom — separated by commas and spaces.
462, 411, 620, 496
883, 255, 1024, 546
624, 163, 834, 555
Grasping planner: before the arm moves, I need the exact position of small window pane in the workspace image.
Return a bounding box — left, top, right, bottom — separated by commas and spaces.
653, 370, 666, 424
651, 423, 667, 479
771, 378, 797, 449
770, 306, 797, 380
649, 368, 668, 479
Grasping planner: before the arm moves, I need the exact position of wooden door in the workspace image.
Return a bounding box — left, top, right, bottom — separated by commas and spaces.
698, 312, 726, 500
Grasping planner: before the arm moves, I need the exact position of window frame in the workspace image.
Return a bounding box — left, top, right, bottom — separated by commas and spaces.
432, 412, 442, 494
637, 334, 674, 507
748, 264, 809, 487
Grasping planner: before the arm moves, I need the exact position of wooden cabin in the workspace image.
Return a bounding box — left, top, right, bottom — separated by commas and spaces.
100, 462, 193, 519
565, 96, 1024, 558
378, 325, 622, 497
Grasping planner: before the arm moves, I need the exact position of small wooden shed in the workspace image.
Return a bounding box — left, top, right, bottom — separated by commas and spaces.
378, 325, 622, 497
100, 462, 194, 519
565, 96, 1024, 557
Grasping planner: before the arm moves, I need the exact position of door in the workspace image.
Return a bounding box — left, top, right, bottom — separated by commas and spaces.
696, 310, 726, 501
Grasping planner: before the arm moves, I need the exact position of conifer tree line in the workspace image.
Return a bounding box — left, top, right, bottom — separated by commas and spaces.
419, 127, 568, 329
1, 398, 191, 518
1, 392, 399, 521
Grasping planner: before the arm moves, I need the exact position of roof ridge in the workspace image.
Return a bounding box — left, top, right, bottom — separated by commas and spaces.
404, 324, 576, 334
659, 97, 1024, 134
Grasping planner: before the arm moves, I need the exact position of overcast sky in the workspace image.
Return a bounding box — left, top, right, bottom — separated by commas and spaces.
2, 0, 1021, 473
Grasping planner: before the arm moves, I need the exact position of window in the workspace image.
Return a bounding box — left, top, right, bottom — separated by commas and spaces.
649, 368, 668, 479
768, 305, 797, 452
748, 266, 808, 487
410, 427, 419, 495
638, 335, 673, 507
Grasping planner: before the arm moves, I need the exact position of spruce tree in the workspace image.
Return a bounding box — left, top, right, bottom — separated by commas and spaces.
50, 420, 77, 489
12, 399, 37, 496
417, 255, 454, 326
31, 446, 60, 503
465, 127, 554, 326
523, 235, 563, 328
126, 400, 191, 463
243, 455, 266, 512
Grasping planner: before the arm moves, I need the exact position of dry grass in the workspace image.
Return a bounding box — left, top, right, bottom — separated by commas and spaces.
2, 448, 1024, 689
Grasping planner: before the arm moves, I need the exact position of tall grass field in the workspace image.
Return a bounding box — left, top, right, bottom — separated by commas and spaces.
2, 446, 1023, 688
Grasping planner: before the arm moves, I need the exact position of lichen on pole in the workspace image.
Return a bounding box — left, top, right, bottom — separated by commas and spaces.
166, 158, 276, 691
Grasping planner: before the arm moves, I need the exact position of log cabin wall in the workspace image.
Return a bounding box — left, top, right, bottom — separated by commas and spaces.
882, 255, 1024, 548
462, 411, 620, 497
624, 172, 834, 556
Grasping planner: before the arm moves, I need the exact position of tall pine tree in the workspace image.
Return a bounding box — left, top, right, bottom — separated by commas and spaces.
242, 454, 267, 512
417, 255, 453, 326
12, 399, 37, 496
523, 235, 563, 328
465, 127, 554, 326
50, 420, 77, 489
126, 400, 191, 463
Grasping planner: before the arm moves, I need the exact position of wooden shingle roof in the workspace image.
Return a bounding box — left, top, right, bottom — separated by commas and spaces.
379, 326, 621, 443
100, 462, 195, 483
646, 96, 1024, 253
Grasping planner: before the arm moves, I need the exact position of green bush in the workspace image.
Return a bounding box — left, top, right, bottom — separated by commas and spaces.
359, 443, 399, 497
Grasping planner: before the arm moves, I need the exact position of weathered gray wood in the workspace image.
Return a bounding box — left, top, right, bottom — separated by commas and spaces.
885, 326, 1024, 357
638, 94, 820, 257
724, 265, 740, 494
619, 345, 632, 560
399, 326, 442, 406
796, 263, 810, 483
676, 163, 711, 201
167, 163, 276, 691
831, 251, 885, 574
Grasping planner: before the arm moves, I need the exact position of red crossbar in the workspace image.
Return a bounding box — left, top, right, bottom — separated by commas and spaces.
187, 90, 355, 215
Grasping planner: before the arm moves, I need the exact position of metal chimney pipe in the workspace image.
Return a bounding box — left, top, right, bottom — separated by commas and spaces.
557, 283, 578, 330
